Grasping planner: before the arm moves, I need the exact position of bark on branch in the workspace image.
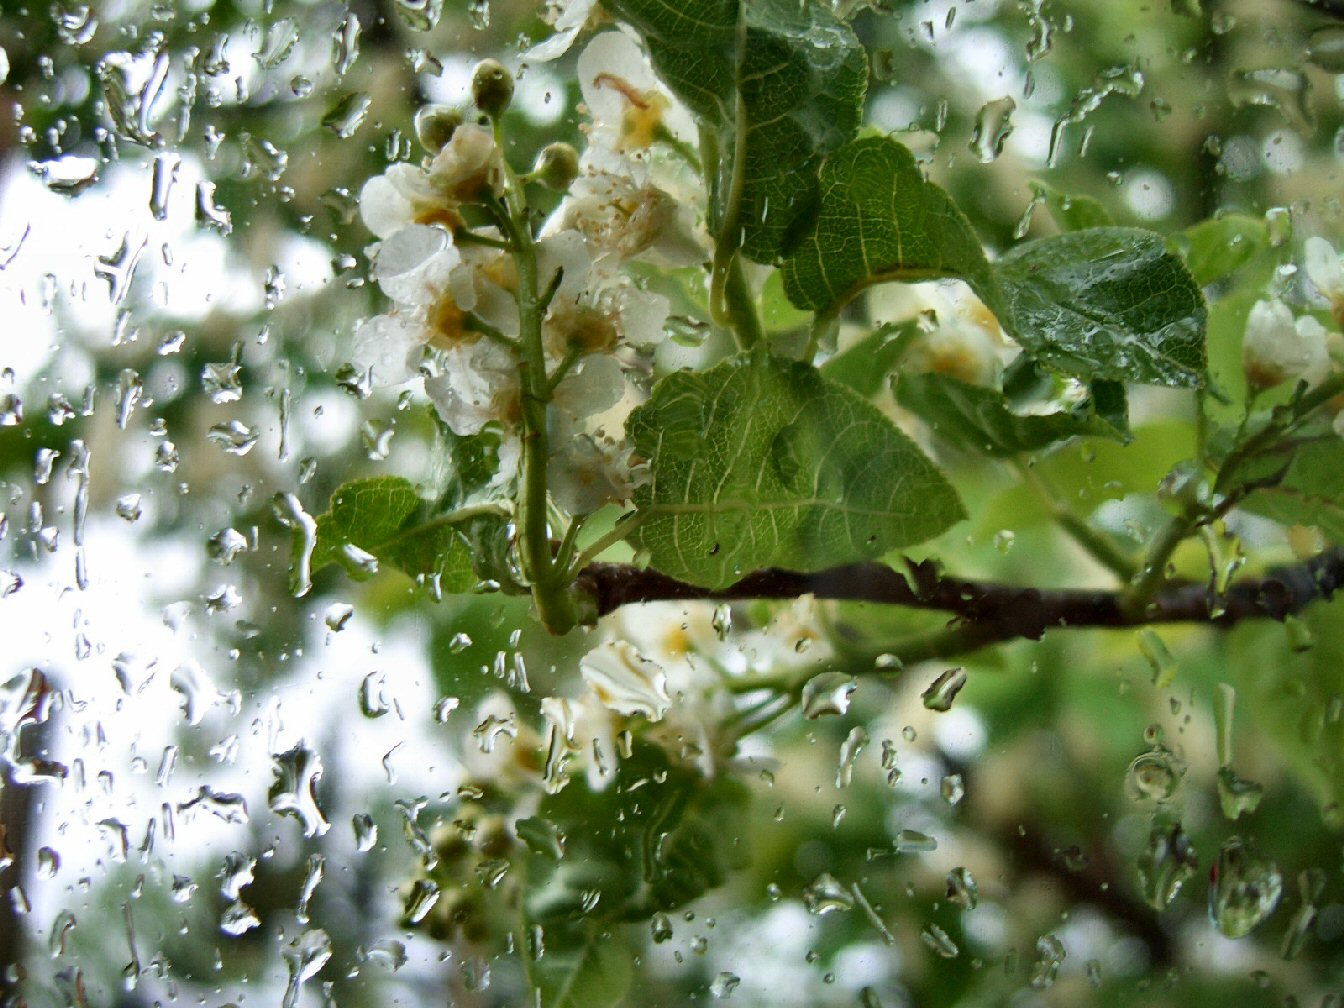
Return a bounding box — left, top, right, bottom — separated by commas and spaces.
579, 547, 1344, 644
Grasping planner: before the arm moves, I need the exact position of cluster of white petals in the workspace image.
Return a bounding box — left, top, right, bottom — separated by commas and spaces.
1242, 298, 1331, 392
350, 30, 714, 511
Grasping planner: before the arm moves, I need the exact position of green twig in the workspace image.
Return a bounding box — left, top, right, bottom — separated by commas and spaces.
567, 511, 649, 577
1017, 460, 1137, 581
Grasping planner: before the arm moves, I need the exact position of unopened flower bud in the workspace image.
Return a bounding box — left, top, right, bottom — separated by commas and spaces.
471, 59, 514, 118
532, 141, 580, 192
415, 104, 463, 154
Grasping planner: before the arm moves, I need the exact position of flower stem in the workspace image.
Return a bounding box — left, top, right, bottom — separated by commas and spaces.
487, 189, 581, 634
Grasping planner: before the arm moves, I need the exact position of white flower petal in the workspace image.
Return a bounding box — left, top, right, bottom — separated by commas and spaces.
581, 641, 671, 721
372, 224, 459, 303
350, 313, 423, 385
1305, 236, 1344, 300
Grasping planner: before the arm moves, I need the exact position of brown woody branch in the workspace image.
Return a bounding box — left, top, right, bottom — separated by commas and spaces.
578, 548, 1344, 646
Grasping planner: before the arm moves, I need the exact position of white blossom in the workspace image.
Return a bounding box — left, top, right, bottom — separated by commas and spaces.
548, 431, 633, 515
580, 640, 672, 721
525, 0, 603, 62
1242, 298, 1330, 391
1305, 237, 1344, 310
424, 339, 521, 436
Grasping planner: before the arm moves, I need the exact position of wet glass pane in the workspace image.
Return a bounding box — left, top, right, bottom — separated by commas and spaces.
2, 0, 1344, 1004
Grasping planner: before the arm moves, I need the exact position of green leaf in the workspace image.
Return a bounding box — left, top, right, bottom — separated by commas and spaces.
894, 371, 1128, 457
311, 476, 476, 591
1030, 180, 1114, 232
820, 322, 918, 398
996, 228, 1208, 388
1241, 440, 1344, 542
530, 927, 634, 1008
780, 135, 998, 314
627, 349, 965, 589
604, 0, 866, 261
778, 135, 1206, 389
1172, 213, 1270, 287
526, 742, 749, 925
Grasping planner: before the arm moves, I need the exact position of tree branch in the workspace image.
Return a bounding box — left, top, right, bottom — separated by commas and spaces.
578, 548, 1344, 644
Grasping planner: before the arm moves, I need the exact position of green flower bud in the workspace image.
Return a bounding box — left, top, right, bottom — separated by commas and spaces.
471, 58, 514, 118
532, 141, 580, 192
414, 104, 464, 155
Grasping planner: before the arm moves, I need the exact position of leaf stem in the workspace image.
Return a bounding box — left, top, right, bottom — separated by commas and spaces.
1016, 460, 1137, 581
568, 511, 649, 577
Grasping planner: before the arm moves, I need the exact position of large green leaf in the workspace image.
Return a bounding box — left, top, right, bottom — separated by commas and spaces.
894, 371, 1128, 457
996, 228, 1207, 388
780, 135, 998, 313
525, 742, 749, 926
1241, 440, 1344, 542
779, 136, 1207, 389
626, 350, 965, 588
529, 927, 634, 1008
604, 0, 866, 261
311, 476, 476, 591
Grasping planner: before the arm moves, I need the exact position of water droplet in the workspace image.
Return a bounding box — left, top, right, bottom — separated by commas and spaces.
946, 866, 978, 909
1030, 934, 1066, 988
940, 773, 965, 805
359, 671, 391, 718
921, 923, 960, 958
1137, 629, 1177, 689
1126, 745, 1185, 803
305, 600, 349, 635
363, 938, 407, 971
1307, 24, 1344, 73
404, 878, 440, 923
271, 492, 316, 597
269, 742, 330, 837
1282, 868, 1325, 961
970, 96, 1016, 163
178, 785, 249, 825
115, 369, 143, 429
206, 527, 249, 565
241, 133, 288, 182
148, 154, 179, 220
207, 420, 259, 455
295, 854, 324, 924
219, 900, 260, 935
712, 603, 733, 640
280, 929, 332, 1008
331, 15, 361, 75
323, 92, 373, 138
391, 0, 444, 31
801, 672, 856, 718
802, 873, 854, 915
433, 696, 459, 721
836, 726, 867, 788
922, 667, 967, 712
36, 846, 59, 879
29, 154, 99, 195
895, 829, 938, 854
651, 911, 674, 942
710, 973, 741, 999
195, 181, 232, 234
352, 813, 378, 852
254, 17, 300, 69
1210, 837, 1282, 938
1216, 766, 1264, 820
198, 360, 241, 403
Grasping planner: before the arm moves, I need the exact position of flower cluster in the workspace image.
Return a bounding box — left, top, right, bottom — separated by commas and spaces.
1241, 238, 1344, 411
350, 34, 708, 515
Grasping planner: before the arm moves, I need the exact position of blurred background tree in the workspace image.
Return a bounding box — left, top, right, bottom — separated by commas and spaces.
1, 0, 1344, 1004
